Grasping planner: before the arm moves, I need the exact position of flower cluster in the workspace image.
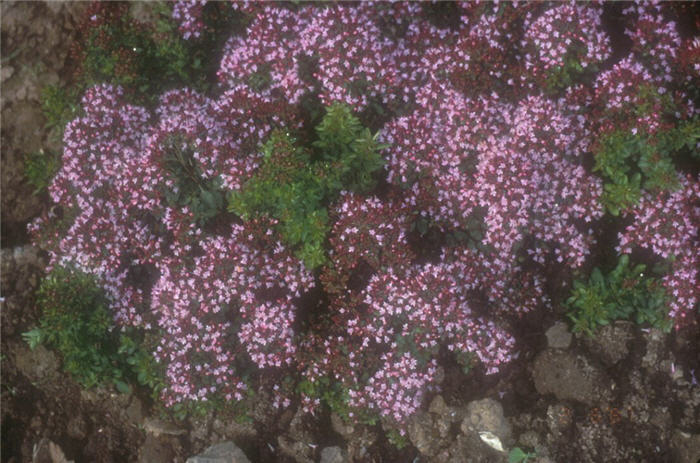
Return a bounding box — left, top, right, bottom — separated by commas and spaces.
623, 2, 681, 80
29, 84, 153, 325
218, 5, 314, 104
592, 3, 693, 137
350, 352, 439, 427
31, 1, 697, 431
340, 262, 515, 425
321, 192, 414, 305
521, 3, 610, 87
475, 95, 603, 269
618, 177, 700, 326
172, 0, 206, 40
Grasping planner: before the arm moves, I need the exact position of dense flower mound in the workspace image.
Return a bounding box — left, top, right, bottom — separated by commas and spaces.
34, 0, 698, 429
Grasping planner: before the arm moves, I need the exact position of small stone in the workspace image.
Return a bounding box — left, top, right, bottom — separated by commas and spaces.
211, 417, 257, 442
546, 404, 574, 434
545, 322, 572, 349
1, 65, 14, 82
330, 413, 354, 439
32, 438, 73, 463
186, 441, 251, 463
434, 365, 445, 385
320, 446, 348, 463
581, 321, 633, 365
518, 430, 541, 449
125, 397, 144, 425
671, 430, 700, 463
14, 344, 59, 384
277, 435, 313, 463
532, 349, 612, 406
641, 328, 666, 372
428, 395, 448, 416
461, 398, 512, 447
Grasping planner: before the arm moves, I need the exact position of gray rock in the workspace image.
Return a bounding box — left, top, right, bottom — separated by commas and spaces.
288, 407, 313, 443
405, 395, 465, 458
671, 430, 700, 463
545, 322, 572, 349
32, 438, 73, 463
532, 349, 612, 406
330, 413, 354, 439
14, 344, 59, 384
428, 395, 448, 415
408, 412, 451, 457
329, 413, 376, 461
277, 407, 317, 462
516, 430, 552, 461
277, 435, 314, 463
211, 417, 257, 443
319, 446, 348, 463
125, 397, 144, 426
437, 431, 503, 463
641, 328, 668, 372
186, 441, 251, 463
189, 410, 215, 444
343, 425, 377, 462
129, 2, 161, 25
581, 321, 633, 365
461, 398, 512, 447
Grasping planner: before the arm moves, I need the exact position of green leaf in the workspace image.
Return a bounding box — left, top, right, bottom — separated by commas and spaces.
508, 447, 528, 463
114, 379, 131, 394
22, 328, 43, 350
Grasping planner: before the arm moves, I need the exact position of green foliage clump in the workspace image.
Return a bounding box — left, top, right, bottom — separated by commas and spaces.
312, 103, 387, 194
594, 92, 699, 215
161, 135, 228, 226
229, 103, 385, 268
544, 42, 598, 93
117, 330, 166, 398
40, 84, 82, 137
566, 255, 671, 336
22, 266, 164, 394
78, 2, 233, 106
296, 375, 379, 426
24, 85, 82, 195
24, 149, 60, 195
385, 428, 409, 450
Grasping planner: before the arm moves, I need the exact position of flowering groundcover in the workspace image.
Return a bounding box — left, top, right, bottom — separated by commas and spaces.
29, 0, 698, 436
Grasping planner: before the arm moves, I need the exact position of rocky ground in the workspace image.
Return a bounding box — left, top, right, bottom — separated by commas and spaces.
2, 2, 699, 462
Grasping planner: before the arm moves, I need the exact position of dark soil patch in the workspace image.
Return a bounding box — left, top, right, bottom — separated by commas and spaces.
600, 2, 634, 71
0, 221, 31, 249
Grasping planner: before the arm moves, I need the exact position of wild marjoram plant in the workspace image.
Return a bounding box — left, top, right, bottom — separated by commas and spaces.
27, 0, 697, 440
